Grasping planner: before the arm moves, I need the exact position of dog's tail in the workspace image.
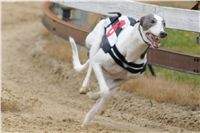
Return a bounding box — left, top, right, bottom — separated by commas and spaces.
69, 37, 89, 72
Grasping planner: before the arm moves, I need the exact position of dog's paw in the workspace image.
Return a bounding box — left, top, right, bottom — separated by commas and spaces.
81, 119, 89, 127
87, 91, 100, 100
81, 123, 86, 128
100, 89, 111, 98
79, 87, 88, 94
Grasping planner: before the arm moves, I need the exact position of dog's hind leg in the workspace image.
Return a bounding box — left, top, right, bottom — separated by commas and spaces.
79, 20, 105, 94
87, 90, 100, 100
81, 63, 112, 126
86, 79, 121, 100
77, 36, 102, 94
82, 86, 119, 126
82, 96, 107, 127
85, 20, 105, 49
83, 79, 121, 127
96, 79, 122, 114
79, 64, 92, 94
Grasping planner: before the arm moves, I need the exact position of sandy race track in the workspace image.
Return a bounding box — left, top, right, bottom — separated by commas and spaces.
2, 2, 200, 133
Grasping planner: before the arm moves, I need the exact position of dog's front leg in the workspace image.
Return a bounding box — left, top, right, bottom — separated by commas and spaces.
87, 78, 123, 100
91, 61, 110, 97
82, 50, 111, 126
79, 64, 92, 94
82, 96, 106, 127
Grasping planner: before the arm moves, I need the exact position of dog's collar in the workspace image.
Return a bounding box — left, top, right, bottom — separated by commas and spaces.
138, 22, 151, 59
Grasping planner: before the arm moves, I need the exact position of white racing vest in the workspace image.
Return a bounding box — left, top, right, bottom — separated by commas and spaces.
101, 14, 147, 74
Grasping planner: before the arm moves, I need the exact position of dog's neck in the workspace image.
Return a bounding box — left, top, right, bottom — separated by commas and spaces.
124, 23, 149, 62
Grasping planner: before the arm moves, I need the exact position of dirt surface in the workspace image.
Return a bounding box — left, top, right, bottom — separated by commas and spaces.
2, 2, 200, 133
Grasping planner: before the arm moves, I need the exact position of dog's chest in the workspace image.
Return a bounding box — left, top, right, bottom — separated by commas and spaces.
102, 58, 144, 80
102, 62, 128, 79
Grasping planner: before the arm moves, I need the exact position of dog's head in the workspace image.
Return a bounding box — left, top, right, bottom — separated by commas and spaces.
140, 14, 167, 48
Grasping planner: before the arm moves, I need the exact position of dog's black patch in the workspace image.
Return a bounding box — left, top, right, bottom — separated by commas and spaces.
140, 14, 157, 31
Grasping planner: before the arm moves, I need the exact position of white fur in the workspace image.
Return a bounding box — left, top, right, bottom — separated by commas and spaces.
69, 14, 165, 126
69, 37, 89, 72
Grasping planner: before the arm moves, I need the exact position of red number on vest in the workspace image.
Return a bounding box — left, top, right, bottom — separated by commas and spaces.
106, 20, 125, 37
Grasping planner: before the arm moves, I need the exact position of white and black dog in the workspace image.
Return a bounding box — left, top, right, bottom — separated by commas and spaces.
69, 13, 167, 126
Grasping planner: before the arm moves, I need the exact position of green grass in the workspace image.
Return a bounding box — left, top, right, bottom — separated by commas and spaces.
148, 29, 200, 88
161, 29, 200, 54
150, 67, 200, 88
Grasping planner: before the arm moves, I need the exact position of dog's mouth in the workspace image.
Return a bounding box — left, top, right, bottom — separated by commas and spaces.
145, 32, 160, 48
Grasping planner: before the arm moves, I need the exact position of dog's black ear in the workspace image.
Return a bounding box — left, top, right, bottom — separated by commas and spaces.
140, 14, 155, 31
140, 16, 145, 28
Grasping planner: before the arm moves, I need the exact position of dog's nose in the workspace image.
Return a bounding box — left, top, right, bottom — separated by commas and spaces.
159, 32, 167, 38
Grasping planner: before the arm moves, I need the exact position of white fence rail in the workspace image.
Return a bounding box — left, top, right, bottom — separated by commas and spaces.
54, 0, 200, 33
